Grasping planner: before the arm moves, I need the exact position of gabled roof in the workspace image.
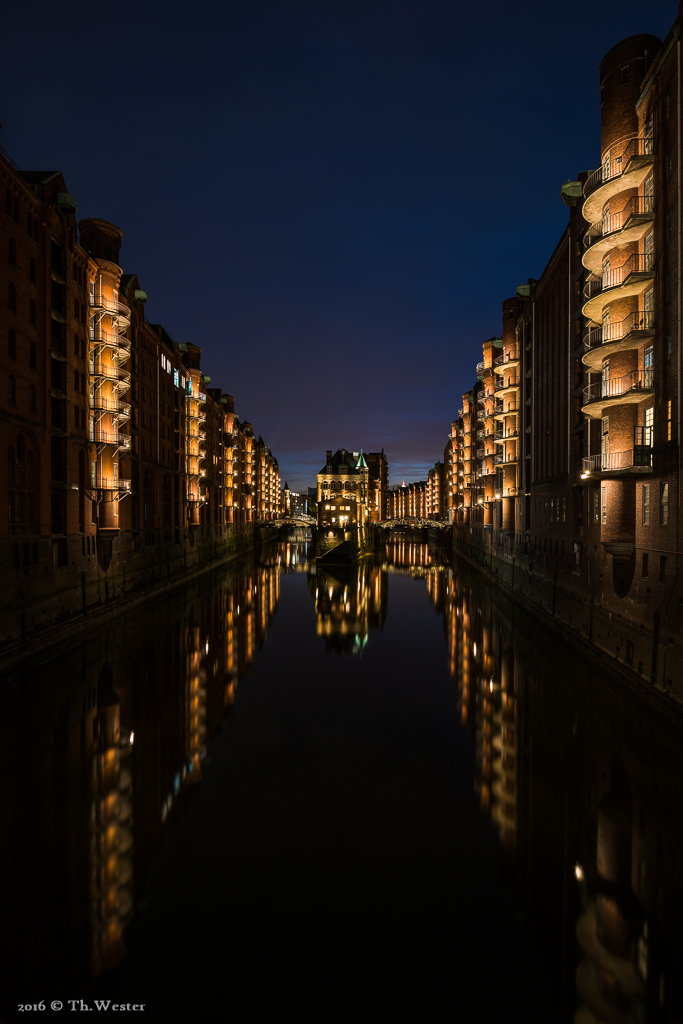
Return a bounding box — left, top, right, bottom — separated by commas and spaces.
319, 448, 367, 474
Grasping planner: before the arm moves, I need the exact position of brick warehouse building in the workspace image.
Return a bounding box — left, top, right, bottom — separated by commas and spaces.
1, 139, 279, 644
450, 14, 683, 700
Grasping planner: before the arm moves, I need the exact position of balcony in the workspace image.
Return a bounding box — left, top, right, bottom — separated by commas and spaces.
582, 369, 654, 417
89, 296, 131, 325
91, 361, 131, 387
476, 360, 486, 379
89, 328, 131, 352
582, 135, 655, 223
90, 476, 132, 492
493, 349, 520, 371
89, 395, 132, 419
582, 309, 654, 369
493, 403, 518, 421
582, 252, 654, 322
476, 393, 486, 406
582, 445, 652, 476
583, 195, 654, 273
494, 430, 519, 444
90, 428, 132, 449
494, 376, 520, 393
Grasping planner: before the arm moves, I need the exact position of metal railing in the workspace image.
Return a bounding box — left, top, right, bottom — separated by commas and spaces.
89, 395, 131, 416
583, 309, 655, 349
476, 360, 486, 375
494, 348, 520, 366
89, 428, 132, 448
582, 447, 652, 473
583, 369, 654, 405
585, 251, 655, 299
495, 376, 519, 391
584, 135, 654, 200
89, 296, 131, 320
584, 252, 654, 301
90, 477, 132, 491
90, 361, 131, 382
89, 328, 131, 351
583, 194, 654, 249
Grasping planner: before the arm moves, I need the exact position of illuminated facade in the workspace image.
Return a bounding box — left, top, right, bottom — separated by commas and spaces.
1, 143, 280, 634
448, 14, 683, 697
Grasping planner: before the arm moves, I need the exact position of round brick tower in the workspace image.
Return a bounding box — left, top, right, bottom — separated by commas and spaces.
581, 34, 661, 559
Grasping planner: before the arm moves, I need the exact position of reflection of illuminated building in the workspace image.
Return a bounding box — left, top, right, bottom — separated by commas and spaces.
575, 761, 647, 1023
90, 666, 134, 977
314, 560, 386, 653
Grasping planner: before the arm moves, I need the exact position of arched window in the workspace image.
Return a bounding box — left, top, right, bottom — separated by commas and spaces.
8, 330, 16, 359
74, 405, 79, 427
29, 257, 36, 282
29, 342, 36, 368
74, 298, 79, 318
16, 436, 24, 464
29, 299, 36, 324
9, 238, 16, 265
29, 386, 36, 412
8, 376, 16, 404
8, 283, 16, 311
74, 334, 79, 355
74, 369, 79, 391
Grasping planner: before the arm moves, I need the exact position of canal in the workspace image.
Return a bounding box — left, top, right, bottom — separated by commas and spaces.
2, 540, 681, 1021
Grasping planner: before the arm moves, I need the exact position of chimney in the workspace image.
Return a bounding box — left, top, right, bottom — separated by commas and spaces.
326, 450, 332, 463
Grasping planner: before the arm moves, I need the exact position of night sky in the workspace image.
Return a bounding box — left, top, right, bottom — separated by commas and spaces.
1, 0, 674, 489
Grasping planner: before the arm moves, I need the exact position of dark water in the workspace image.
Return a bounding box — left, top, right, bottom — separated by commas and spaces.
2, 541, 681, 1022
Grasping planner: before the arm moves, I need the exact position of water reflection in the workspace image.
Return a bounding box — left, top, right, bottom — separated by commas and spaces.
313, 562, 387, 654
439, 557, 683, 1021
2, 541, 682, 1021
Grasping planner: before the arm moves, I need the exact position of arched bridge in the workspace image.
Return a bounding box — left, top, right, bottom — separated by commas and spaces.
263, 514, 316, 527
378, 517, 449, 529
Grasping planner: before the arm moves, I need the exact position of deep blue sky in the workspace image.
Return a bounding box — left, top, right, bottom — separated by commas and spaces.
1, 0, 675, 488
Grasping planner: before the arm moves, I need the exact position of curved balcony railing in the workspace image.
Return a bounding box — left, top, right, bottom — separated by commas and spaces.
584, 135, 654, 201
583, 309, 655, 349
187, 391, 207, 403
476, 428, 484, 438
494, 376, 519, 391
476, 393, 486, 405
90, 296, 131, 321
89, 328, 131, 351
583, 369, 654, 406
582, 447, 652, 473
89, 428, 132, 448
583, 195, 654, 250
476, 360, 486, 376
90, 477, 132, 491
89, 395, 132, 417
457, 407, 464, 417
494, 348, 520, 367
90, 361, 131, 384
584, 252, 654, 302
